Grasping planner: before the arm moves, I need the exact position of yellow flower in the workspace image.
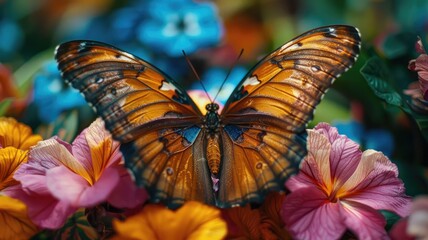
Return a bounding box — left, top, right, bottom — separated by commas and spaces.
113, 201, 227, 240
0, 147, 27, 190
0, 117, 42, 150
0, 195, 38, 240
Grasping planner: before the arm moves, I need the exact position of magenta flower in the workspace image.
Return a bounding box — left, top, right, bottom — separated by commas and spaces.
408, 37, 428, 100
390, 196, 428, 239
11, 119, 147, 229
281, 123, 411, 240
406, 37, 428, 112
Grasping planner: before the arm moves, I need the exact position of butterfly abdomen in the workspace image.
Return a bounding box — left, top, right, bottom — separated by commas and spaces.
206, 135, 221, 175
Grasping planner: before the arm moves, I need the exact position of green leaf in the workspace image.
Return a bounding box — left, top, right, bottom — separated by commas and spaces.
36, 110, 79, 142
13, 48, 54, 97
361, 56, 428, 141
54, 209, 99, 240
0, 99, 12, 116
360, 57, 406, 109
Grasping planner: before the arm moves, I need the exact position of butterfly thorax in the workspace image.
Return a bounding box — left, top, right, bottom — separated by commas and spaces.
204, 103, 220, 135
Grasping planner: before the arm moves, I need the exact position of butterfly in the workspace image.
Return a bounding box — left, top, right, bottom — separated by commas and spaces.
55, 25, 361, 208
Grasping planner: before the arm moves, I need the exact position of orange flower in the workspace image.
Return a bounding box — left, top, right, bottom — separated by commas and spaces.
0, 195, 38, 240
113, 201, 227, 240
0, 118, 41, 237
0, 117, 42, 150
0, 118, 40, 191
0, 147, 27, 190
222, 192, 291, 239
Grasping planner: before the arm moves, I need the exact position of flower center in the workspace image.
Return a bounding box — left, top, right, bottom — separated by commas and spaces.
322, 181, 346, 203
162, 13, 201, 37
327, 190, 339, 203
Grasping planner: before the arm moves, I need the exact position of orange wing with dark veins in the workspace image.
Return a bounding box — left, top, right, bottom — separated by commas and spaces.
218, 25, 361, 207
55, 41, 214, 207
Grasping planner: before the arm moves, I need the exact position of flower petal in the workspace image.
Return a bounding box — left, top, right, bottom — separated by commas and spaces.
342, 150, 411, 217
73, 119, 122, 183
314, 122, 341, 143
306, 128, 332, 186
415, 37, 426, 54
0, 195, 38, 239
314, 123, 362, 186
7, 186, 77, 229
282, 187, 346, 240
13, 172, 50, 195
26, 138, 93, 185
286, 127, 334, 192
46, 165, 120, 207
389, 217, 412, 240
221, 204, 262, 239
46, 166, 89, 205
341, 200, 389, 240
113, 201, 227, 240
259, 192, 290, 239
107, 166, 148, 208
405, 196, 428, 239
0, 117, 42, 150
0, 147, 27, 190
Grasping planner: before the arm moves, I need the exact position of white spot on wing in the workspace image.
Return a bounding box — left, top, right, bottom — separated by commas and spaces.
243, 76, 261, 87
54, 45, 60, 55
289, 44, 300, 50
160, 81, 178, 92
121, 51, 135, 60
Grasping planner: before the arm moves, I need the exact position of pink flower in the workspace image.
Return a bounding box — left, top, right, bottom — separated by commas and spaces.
282, 123, 411, 240
406, 38, 428, 112
390, 196, 428, 240
11, 119, 147, 229
408, 38, 428, 100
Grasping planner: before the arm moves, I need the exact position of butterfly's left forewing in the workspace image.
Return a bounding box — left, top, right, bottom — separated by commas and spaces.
55, 41, 214, 207
219, 25, 361, 207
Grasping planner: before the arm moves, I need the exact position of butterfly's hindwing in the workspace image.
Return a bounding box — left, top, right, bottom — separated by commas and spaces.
121, 126, 215, 207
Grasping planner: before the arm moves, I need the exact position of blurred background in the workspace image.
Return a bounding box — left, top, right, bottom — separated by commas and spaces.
1, 0, 428, 198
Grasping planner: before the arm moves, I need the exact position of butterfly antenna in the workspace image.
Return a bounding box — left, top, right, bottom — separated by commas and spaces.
182, 50, 213, 103
213, 48, 244, 103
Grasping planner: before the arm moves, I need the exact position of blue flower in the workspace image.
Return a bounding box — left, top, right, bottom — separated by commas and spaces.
137, 0, 223, 57
191, 66, 247, 106
32, 61, 86, 123
334, 120, 394, 157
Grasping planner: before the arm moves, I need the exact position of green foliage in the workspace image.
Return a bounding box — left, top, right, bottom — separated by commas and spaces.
31, 209, 99, 240
360, 57, 404, 108
0, 99, 12, 116
361, 56, 428, 141
36, 110, 79, 143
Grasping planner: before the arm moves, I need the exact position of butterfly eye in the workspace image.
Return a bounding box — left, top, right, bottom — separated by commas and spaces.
205, 103, 219, 112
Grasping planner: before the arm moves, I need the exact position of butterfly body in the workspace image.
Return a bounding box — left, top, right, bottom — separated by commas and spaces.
55, 25, 361, 208
204, 103, 221, 135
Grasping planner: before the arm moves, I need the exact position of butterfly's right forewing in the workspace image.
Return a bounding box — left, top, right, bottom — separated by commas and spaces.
218, 25, 361, 207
